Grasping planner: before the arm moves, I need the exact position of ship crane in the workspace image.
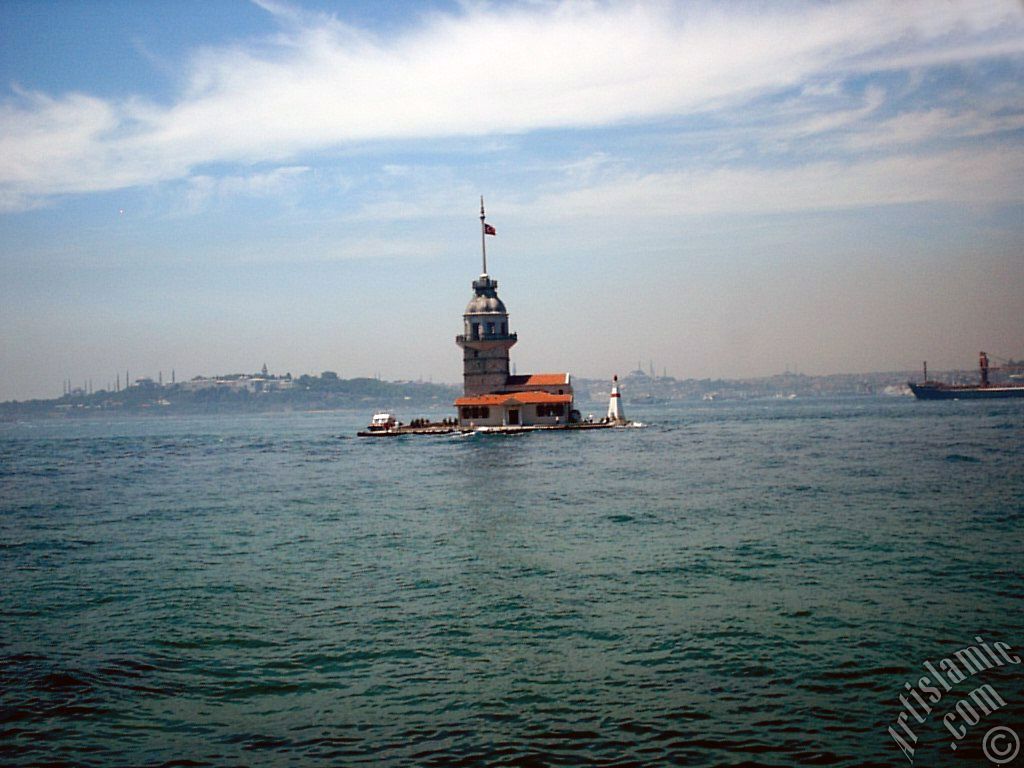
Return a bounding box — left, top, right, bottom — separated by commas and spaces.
986, 353, 1024, 371
984, 353, 1024, 382
978, 352, 1024, 386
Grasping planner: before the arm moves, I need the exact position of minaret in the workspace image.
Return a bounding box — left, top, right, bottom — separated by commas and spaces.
607, 375, 625, 423
455, 199, 517, 396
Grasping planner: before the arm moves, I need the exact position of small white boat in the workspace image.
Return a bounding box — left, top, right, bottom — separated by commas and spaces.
366, 412, 397, 432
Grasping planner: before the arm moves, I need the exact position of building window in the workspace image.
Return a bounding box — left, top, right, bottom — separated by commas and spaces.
471, 322, 480, 339
536, 403, 565, 418
486, 322, 495, 335
500, 322, 507, 335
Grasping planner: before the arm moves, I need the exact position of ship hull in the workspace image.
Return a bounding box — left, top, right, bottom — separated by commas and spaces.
909, 382, 1024, 400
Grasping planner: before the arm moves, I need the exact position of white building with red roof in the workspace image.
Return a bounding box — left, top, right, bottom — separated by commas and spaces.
454, 201, 577, 428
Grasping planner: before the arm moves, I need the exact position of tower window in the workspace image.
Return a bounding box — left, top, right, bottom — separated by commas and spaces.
486, 322, 495, 335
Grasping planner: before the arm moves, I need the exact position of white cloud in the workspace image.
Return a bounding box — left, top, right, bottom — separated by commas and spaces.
527, 147, 1024, 219
183, 165, 310, 211
845, 108, 1024, 150
0, 91, 123, 193
787, 86, 888, 138
0, 0, 1021, 211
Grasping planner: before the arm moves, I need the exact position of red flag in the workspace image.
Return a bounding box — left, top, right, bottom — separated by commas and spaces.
484, 223, 496, 236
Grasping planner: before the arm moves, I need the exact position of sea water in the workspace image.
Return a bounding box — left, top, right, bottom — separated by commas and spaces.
2, 398, 1022, 766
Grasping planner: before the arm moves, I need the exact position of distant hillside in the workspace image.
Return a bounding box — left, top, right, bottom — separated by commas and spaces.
574, 368, 950, 403
0, 372, 460, 420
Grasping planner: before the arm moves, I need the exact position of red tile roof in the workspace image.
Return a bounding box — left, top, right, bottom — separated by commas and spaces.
455, 391, 574, 407
505, 373, 570, 387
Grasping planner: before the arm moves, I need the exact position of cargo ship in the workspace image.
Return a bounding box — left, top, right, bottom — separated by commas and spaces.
908, 352, 1024, 400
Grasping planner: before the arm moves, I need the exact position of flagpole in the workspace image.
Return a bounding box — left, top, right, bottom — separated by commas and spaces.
480, 196, 487, 276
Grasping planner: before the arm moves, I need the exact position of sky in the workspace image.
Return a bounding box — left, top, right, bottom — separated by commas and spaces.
1, 0, 1023, 401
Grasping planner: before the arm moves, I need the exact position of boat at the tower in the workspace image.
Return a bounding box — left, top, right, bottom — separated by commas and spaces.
357, 199, 632, 436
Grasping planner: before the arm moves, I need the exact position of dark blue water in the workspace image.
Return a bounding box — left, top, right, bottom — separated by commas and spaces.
2, 398, 1022, 767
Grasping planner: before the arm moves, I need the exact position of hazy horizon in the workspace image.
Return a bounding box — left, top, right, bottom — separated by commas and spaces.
2, 0, 1023, 402
6, 356, 1001, 404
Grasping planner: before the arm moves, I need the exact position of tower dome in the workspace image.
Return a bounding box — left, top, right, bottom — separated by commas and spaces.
465, 293, 507, 315
459, 274, 514, 344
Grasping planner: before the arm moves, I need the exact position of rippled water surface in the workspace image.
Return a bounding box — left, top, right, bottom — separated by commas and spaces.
2, 398, 1022, 766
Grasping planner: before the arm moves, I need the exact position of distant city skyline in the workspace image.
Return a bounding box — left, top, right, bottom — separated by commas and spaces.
2, 0, 1023, 401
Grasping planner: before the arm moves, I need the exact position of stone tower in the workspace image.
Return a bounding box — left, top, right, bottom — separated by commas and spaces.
455, 199, 517, 396
456, 273, 517, 396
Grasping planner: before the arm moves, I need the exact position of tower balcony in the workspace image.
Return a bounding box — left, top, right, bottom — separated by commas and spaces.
456, 332, 517, 350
